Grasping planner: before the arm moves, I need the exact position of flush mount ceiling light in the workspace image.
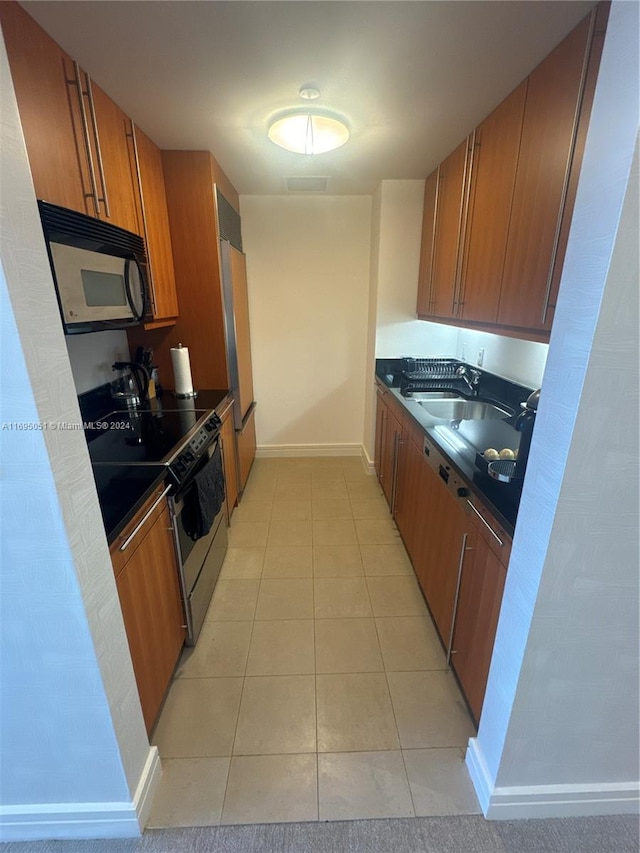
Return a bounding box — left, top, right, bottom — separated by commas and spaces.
268, 86, 349, 155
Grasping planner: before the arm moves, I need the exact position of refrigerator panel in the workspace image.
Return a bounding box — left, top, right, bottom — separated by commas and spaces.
219, 238, 255, 430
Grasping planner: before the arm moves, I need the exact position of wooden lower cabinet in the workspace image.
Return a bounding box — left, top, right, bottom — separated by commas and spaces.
414, 463, 468, 647
375, 386, 513, 723
220, 402, 239, 521
450, 501, 510, 722
111, 491, 185, 734
394, 432, 424, 564
374, 383, 403, 509
237, 404, 257, 493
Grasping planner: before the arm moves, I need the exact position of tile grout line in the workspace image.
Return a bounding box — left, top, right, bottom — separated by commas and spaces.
219, 464, 273, 823
367, 509, 418, 818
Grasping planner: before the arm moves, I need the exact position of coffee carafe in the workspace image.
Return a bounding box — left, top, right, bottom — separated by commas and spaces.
110, 361, 150, 409
514, 389, 540, 478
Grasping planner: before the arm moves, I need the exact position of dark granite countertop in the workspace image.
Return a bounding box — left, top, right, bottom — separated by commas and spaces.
376, 358, 535, 536
92, 464, 168, 546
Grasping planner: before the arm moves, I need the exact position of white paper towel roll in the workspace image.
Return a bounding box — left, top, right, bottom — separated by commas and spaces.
170, 344, 194, 395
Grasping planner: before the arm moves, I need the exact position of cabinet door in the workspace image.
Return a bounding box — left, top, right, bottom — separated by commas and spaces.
220, 403, 239, 521
0, 2, 91, 213
133, 125, 179, 322
497, 13, 593, 329
90, 82, 142, 235
429, 139, 471, 319
237, 405, 257, 493
451, 518, 507, 722
115, 505, 185, 734
381, 403, 402, 509
414, 463, 467, 645
416, 169, 439, 316
394, 432, 424, 564
374, 387, 387, 486
458, 83, 527, 324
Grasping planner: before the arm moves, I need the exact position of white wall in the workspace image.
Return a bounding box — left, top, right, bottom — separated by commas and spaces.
66, 330, 130, 394
0, 34, 157, 840
455, 329, 548, 390
240, 195, 371, 453
467, 0, 639, 817
373, 180, 457, 359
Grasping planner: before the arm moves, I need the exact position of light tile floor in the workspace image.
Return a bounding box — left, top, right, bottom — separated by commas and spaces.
149, 456, 480, 828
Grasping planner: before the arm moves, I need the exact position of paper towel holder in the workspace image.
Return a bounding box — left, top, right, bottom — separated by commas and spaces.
170, 342, 198, 398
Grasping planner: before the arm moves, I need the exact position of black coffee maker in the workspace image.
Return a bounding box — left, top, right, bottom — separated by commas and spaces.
514, 389, 541, 477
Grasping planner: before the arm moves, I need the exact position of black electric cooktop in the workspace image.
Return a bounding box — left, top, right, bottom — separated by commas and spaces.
88, 390, 229, 467
84, 388, 230, 543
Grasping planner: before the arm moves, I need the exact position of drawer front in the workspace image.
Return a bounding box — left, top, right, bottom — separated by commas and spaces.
109, 483, 169, 577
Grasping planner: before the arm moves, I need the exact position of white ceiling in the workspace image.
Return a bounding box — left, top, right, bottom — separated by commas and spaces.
22, 1, 594, 196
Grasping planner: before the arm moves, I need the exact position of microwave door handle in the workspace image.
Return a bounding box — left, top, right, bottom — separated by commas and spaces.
124, 258, 146, 321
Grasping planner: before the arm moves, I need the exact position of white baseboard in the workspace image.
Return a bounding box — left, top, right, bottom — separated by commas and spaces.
256, 443, 365, 459
134, 745, 163, 830
0, 747, 162, 842
466, 738, 640, 819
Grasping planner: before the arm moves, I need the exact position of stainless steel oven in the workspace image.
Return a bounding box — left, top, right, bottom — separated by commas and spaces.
169, 435, 228, 645
88, 394, 229, 646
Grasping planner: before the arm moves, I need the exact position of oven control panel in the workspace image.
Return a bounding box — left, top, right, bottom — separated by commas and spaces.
171, 412, 222, 482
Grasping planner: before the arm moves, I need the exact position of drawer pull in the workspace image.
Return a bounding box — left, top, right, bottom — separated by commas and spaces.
119, 485, 172, 552
466, 500, 504, 547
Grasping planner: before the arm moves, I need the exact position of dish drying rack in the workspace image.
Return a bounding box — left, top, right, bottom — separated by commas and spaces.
400, 358, 464, 393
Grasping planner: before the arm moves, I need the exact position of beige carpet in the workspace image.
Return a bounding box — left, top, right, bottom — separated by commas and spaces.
1, 814, 638, 853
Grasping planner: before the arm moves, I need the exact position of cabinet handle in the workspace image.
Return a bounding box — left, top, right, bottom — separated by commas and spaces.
453, 131, 477, 316
378, 410, 387, 482
119, 485, 172, 552
390, 431, 401, 516
466, 500, 504, 546
84, 74, 111, 219
446, 533, 471, 666
70, 62, 101, 217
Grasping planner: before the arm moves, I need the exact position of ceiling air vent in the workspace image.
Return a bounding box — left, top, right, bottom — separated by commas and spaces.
285, 176, 329, 193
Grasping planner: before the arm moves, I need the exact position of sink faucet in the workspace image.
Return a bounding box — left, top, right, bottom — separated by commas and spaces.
456, 365, 481, 395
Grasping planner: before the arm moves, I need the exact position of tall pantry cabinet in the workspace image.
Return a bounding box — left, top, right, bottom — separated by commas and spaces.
128, 151, 256, 499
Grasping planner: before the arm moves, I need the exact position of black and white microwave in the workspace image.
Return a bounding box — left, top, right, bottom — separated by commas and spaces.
39, 201, 151, 334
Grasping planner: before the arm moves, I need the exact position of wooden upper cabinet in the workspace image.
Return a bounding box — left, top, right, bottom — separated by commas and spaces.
132, 125, 179, 323
416, 169, 439, 316
497, 11, 595, 329
1, 2, 142, 235
429, 139, 471, 319
0, 2, 91, 213
89, 82, 142, 235
458, 83, 527, 324
414, 4, 606, 339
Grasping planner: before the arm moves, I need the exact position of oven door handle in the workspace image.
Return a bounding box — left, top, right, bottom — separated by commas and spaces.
119, 484, 172, 552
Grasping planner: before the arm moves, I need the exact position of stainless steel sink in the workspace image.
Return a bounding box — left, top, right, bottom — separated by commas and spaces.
406, 391, 462, 401
418, 399, 514, 420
